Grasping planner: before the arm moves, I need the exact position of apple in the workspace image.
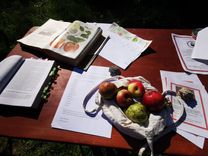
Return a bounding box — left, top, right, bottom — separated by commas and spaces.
116, 89, 134, 108
142, 90, 165, 112
125, 102, 149, 125
98, 81, 117, 100
127, 80, 145, 98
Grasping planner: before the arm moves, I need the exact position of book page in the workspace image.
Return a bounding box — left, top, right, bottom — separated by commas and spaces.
0, 58, 54, 107
18, 19, 100, 60
17, 19, 70, 48
0, 55, 23, 93
46, 20, 100, 59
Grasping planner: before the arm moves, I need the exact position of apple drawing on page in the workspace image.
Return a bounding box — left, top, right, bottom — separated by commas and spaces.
63, 42, 79, 52
127, 80, 145, 98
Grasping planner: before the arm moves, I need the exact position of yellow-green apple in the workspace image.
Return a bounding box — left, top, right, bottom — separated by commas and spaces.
125, 102, 149, 125
127, 80, 145, 98
98, 81, 117, 100
116, 89, 134, 108
142, 90, 164, 112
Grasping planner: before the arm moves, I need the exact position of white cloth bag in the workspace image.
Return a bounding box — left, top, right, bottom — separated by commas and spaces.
83, 76, 185, 156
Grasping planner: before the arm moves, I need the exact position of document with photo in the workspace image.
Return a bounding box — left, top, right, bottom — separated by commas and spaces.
160, 70, 205, 148
166, 78, 208, 138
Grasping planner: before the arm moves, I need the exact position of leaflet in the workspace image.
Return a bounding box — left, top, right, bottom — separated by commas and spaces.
171, 33, 208, 74
160, 70, 206, 148
99, 23, 152, 69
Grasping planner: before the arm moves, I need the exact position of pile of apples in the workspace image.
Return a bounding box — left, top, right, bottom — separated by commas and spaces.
98, 79, 165, 125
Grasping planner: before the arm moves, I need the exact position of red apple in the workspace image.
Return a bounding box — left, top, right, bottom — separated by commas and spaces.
116, 89, 134, 108
98, 81, 117, 100
142, 90, 164, 112
127, 80, 145, 98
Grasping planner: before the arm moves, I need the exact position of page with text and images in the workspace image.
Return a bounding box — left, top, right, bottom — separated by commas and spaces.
160, 70, 206, 149
167, 78, 208, 138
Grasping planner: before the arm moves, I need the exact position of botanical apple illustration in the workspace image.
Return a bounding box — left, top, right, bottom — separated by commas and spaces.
98, 81, 117, 100
127, 80, 145, 98
142, 90, 164, 112
116, 89, 134, 108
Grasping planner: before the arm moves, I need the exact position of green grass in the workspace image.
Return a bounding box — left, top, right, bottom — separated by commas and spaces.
0, 137, 143, 156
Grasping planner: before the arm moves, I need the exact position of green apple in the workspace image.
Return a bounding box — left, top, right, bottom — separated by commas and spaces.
125, 102, 149, 125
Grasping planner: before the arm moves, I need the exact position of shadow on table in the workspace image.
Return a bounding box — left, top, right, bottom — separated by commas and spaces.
123, 47, 157, 70
0, 99, 46, 119
140, 47, 157, 57
117, 129, 176, 154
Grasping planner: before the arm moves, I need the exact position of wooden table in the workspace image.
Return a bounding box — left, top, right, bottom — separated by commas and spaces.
1, 28, 208, 156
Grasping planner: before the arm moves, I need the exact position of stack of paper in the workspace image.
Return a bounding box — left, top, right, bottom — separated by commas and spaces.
160, 70, 208, 149
98, 23, 152, 69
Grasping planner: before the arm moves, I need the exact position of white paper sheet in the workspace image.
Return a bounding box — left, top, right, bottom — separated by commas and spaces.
177, 129, 205, 149
51, 66, 112, 138
160, 70, 205, 148
171, 33, 208, 74
99, 23, 152, 69
192, 27, 208, 61
18, 19, 69, 48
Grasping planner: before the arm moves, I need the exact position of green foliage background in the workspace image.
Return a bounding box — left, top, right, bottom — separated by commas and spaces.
0, 0, 207, 60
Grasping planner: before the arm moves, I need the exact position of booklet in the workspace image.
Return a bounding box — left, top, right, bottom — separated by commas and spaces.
0, 55, 57, 108
17, 19, 103, 67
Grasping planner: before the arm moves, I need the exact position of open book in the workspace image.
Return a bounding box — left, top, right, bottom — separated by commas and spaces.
0, 55, 57, 108
17, 19, 103, 67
